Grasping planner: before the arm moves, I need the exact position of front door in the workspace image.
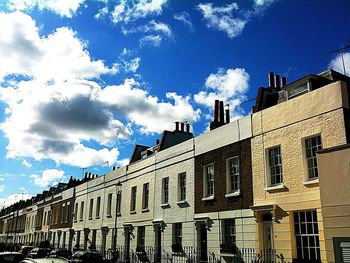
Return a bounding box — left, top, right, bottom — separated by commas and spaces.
262, 213, 274, 262
154, 226, 162, 262
200, 224, 207, 262
124, 228, 131, 262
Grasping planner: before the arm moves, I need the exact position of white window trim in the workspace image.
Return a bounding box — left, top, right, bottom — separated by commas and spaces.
265, 145, 284, 189
203, 163, 214, 199
226, 156, 240, 195
178, 172, 186, 202
161, 177, 169, 205
302, 134, 322, 183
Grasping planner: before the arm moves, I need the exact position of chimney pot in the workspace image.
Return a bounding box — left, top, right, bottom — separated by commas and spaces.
113, 166, 116, 171
282, 76, 287, 87
214, 100, 219, 123
275, 74, 281, 89
219, 101, 224, 124
225, 104, 230, 124
180, 122, 185, 132
268, 72, 275, 88
175, 121, 179, 131
156, 139, 160, 145
186, 123, 190, 133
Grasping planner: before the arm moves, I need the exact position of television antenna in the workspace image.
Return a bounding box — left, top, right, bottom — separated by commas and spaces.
328, 43, 350, 76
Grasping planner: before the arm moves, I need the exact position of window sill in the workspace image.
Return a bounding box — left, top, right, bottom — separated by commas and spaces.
141, 208, 149, 213
88, 218, 92, 220
117, 212, 121, 217
265, 183, 286, 192
303, 178, 319, 186
202, 196, 214, 201
225, 191, 240, 198
106, 214, 112, 218
161, 203, 170, 208
130, 210, 136, 214
177, 200, 187, 205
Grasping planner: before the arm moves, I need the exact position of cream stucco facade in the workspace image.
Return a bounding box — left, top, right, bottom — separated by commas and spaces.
251, 80, 349, 262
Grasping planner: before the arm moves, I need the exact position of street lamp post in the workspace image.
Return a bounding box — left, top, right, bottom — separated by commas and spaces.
112, 181, 122, 263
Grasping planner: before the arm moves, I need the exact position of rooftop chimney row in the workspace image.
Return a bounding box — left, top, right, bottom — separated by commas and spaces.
210, 100, 230, 130
174, 121, 191, 133
268, 72, 287, 89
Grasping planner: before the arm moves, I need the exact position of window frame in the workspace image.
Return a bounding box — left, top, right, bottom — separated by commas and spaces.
88, 198, 94, 220
96, 196, 101, 219
79, 201, 84, 221
203, 163, 214, 199
303, 135, 322, 181
226, 157, 240, 195
130, 186, 137, 212
142, 183, 149, 210
107, 193, 113, 217
161, 177, 169, 205
221, 219, 236, 253
137, 226, 146, 247
266, 145, 283, 187
178, 172, 186, 202
173, 223, 182, 246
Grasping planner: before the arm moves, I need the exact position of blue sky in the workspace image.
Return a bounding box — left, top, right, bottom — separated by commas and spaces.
0, 0, 349, 206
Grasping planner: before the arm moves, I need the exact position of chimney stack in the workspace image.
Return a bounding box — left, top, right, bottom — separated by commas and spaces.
268, 72, 275, 88
225, 104, 230, 124
89, 172, 92, 178
175, 121, 179, 131
84, 172, 88, 178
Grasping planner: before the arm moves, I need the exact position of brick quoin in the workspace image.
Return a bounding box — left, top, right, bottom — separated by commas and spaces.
194, 139, 253, 214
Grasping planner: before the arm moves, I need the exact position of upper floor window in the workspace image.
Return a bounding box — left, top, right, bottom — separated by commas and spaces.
80, 201, 84, 221
227, 157, 240, 194
178, 173, 186, 201
142, 183, 149, 210
107, 193, 112, 217
305, 135, 322, 180
96, 197, 101, 218
203, 164, 214, 198
74, 203, 78, 222
268, 146, 283, 186
89, 198, 94, 220
162, 177, 169, 204
130, 186, 137, 212
116, 191, 122, 215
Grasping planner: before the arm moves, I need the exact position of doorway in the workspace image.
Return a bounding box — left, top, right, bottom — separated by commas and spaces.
199, 224, 207, 262
154, 226, 162, 262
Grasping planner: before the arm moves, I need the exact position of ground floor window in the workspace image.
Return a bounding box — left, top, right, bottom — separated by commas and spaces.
221, 219, 236, 253
294, 210, 320, 262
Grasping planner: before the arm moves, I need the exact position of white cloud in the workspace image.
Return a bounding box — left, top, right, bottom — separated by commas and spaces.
123, 57, 141, 73
197, 2, 246, 39
22, 159, 32, 168
111, 0, 168, 24
94, 6, 108, 19
194, 68, 249, 119
122, 20, 173, 39
174, 11, 194, 31
139, 35, 162, 47
5, 0, 85, 18
0, 193, 32, 208
0, 12, 117, 82
329, 52, 350, 77
254, 0, 275, 7
30, 169, 66, 188
0, 12, 200, 167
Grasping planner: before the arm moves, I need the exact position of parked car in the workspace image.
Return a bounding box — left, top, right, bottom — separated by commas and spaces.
68, 251, 104, 263
27, 248, 51, 259
20, 258, 68, 263
0, 251, 24, 263
49, 249, 72, 259
19, 246, 34, 257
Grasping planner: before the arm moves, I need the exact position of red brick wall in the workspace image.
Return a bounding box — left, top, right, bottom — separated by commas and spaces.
194, 139, 253, 214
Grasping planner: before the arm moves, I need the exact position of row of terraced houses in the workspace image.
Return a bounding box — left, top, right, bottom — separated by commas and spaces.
1, 70, 350, 263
